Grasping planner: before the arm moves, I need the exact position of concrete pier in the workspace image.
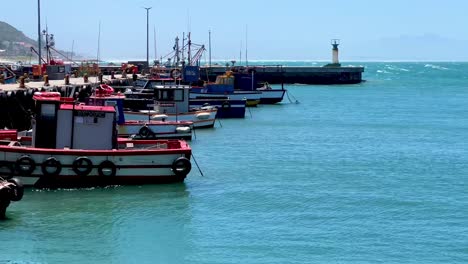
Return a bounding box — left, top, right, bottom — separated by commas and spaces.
201, 65, 365, 85
0, 74, 135, 92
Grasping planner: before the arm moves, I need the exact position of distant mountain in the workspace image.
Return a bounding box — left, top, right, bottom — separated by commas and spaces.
0, 21, 37, 56
0, 21, 78, 61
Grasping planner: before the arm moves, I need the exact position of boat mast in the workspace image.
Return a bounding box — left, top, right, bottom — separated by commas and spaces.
245, 25, 248, 67
175, 36, 180, 67
43, 25, 50, 64
153, 26, 157, 64
181, 32, 185, 65
144, 7, 152, 69
97, 21, 101, 66
188, 32, 191, 65
71, 40, 74, 62
239, 40, 242, 65
208, 30, 211, 68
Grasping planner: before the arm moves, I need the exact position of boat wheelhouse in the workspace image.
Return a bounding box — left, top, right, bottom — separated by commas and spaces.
87, 86, 193, 140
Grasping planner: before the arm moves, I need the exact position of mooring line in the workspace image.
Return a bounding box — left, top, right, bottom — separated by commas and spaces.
192, 125, 197, 140
191, 153, 204, 177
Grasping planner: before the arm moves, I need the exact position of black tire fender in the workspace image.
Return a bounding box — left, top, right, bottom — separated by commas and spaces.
72, 156, 93, 176
171, 157, 192, 177
98, 160, 117, 177
15, 155, 36, 175
139, 126, 153, 139
41, 157, 62, 177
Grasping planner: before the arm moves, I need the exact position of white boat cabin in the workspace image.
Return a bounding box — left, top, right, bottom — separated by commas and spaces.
33, 93, 117, 150
150, 83, 192, 114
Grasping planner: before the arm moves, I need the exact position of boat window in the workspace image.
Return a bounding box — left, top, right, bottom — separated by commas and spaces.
156, 89, 184, 101
174, 89, 184, 101
157, 90, 172, 101
84, 116, 99, 124
41, 104, 56, 117
105, 100, 119, 120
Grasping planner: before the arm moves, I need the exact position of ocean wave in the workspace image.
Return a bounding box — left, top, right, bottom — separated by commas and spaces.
384, 65, 410, 72
424, 64, 449, 70
376, 70, 391, 74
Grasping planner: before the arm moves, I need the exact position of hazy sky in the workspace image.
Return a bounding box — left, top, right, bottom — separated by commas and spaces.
1, 0, 468, 61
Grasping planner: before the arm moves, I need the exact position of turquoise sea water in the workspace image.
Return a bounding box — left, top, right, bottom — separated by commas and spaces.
1, 62, 468, 263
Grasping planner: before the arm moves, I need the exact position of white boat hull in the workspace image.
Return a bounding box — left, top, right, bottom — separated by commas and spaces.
118, 121, 192, 140
0, 140, 192, 188
124, 110, 217, 128
190, 91, 261, 101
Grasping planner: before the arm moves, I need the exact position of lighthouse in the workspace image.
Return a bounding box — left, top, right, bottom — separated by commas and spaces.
331, 39, 341, 66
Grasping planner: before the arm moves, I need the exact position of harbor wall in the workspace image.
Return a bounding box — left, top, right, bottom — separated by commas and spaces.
200, 66, 364, 84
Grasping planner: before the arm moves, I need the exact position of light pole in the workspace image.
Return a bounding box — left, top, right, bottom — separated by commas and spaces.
143, 7, 152, 70
38, 0, 41, 65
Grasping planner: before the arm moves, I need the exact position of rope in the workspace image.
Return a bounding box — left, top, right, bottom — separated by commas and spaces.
286, 90, 300, 104
192, 125, 197, 140
191, 152, 204, 177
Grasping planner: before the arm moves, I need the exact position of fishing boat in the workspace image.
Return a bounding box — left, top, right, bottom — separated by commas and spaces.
0, 92, 192, 188
87, 85, 193, 140
232, 71, 286, 104
190, 72, 261, 107
123, 82, 218, 128
121, 80, 246, 119
255, 82, 287, 104
189, 98, 246, 118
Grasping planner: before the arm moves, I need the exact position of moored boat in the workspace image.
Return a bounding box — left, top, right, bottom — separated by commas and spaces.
190, 98, 246, 118
124, 83, 218, 128
189, 72, 261, 107
233, 72, 286, 104
121, 82, 246, 119
255, 82, 287, 104
0, 92, 193, 188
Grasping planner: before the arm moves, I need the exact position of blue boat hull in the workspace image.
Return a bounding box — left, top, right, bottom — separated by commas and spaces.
189, 99, 246, 118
